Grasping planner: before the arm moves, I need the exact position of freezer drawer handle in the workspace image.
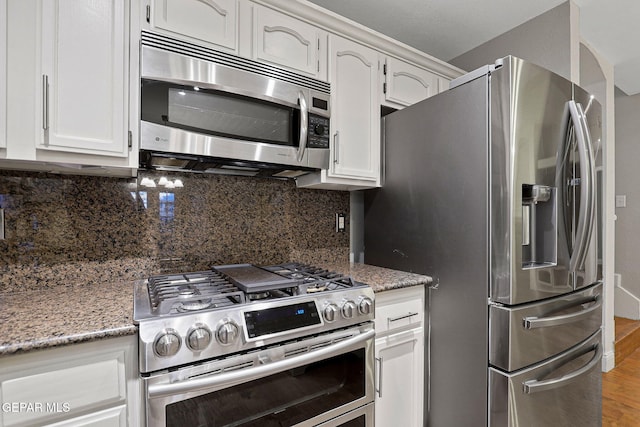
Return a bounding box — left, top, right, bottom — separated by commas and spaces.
522, 295, 601, 330
522, 343, 602, 394
388, 312, 419, 324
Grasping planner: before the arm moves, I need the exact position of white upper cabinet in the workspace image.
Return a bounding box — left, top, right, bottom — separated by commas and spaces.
149, 0, 238, 53
0, 0, 6, 149
253, 4, 326, 79
329, 35, 379, 181
39, 0, 129, 157
382, 56, 439, 108
296, 34, 380, 190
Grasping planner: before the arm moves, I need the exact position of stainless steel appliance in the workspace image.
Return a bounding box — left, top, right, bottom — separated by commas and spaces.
139, 31, 331, 178
364, 56, 603, 426
134, 262, 375, 427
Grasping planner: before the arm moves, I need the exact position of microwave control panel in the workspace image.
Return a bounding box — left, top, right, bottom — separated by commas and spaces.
307, 114, 330, 149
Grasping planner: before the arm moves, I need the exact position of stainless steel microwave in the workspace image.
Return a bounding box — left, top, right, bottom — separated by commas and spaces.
139, 31, 331, 177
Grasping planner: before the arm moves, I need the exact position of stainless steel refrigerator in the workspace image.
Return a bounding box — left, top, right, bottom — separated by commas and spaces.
364, 56, 603, 426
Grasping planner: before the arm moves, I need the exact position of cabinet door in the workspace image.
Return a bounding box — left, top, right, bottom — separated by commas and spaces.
329, 35, 379, 181
375, 329, 424, 427
151, 0, 237, 52
39, 0, 128, 156
383, 56, 438, 108
0, 0, 6, 149
254, 5, 322, 78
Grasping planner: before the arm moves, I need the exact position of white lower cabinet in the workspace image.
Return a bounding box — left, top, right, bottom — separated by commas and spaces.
374, 286, 425, 427
0, 336, 139, 427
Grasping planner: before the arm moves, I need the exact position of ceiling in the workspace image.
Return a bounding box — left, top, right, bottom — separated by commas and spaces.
306, 0, 640, 96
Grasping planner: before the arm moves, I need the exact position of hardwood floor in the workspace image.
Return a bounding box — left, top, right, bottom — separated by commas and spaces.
602, 318, 640, 426
602, 346, 640, 426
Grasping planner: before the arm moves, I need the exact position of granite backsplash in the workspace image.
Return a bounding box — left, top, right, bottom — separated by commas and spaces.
0, 170, 350, 292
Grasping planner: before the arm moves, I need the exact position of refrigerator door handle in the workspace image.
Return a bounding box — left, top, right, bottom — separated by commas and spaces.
567, 100, 595, 275
522, 342, 602, 394
522, 295, 601, 329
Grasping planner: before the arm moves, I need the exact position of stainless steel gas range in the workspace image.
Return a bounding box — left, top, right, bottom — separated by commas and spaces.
134, 262, 375, 427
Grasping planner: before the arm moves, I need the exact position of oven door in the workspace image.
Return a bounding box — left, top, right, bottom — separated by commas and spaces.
144, 325, 375, 427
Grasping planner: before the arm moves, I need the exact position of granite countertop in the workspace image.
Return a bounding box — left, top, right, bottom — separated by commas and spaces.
319, 262, 432, 293
0, 282, 136, 356
0, 263, 431, 356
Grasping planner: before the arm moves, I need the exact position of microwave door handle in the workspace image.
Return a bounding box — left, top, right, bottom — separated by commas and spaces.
567, 100, 592, 274
297, 91, 308, 162
147, 329, 375, 399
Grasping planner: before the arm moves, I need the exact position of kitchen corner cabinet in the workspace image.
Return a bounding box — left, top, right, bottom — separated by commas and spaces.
375, 286, 425, 427
253, 4, 326, 79
0, 335, 139, 427
147, 0, 238, 53
381, 56, 442, 109
296, 34, 380, 190
38, 0, 129, 157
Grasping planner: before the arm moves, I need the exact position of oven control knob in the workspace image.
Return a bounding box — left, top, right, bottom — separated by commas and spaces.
154, 329, 181, 357
341, 301, 356, 319
323, 303, 339, 322
216, 321, 239, 345
187, 325, 212, 352
313, 124, 326, 135
358, 297, 373, 315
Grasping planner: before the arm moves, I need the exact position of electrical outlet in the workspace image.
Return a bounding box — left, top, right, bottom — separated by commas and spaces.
335, 213, 346, 232
616, 195, 627, 208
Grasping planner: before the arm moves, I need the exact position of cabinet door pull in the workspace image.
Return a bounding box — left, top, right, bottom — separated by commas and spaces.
388, 312, 419, 324
42, 74, 49, 131
375, 356, 383, 398
333, 131, 339, 164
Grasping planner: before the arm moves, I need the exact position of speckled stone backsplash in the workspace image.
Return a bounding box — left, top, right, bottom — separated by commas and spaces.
0, 170, 349, 292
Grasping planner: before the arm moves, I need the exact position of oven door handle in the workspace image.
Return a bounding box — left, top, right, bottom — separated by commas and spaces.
147, 329, 375, 399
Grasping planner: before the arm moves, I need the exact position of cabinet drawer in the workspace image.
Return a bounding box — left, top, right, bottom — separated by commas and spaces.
45, 405, 126, 427
375, 287, 425, 335
1, 357, 126, 426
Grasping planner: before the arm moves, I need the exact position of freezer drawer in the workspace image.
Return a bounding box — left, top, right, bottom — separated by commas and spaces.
489, 330, 601, 427
490, 283, 602, 371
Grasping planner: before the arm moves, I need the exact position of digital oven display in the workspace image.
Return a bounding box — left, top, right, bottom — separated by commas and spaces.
244, 301, 321, 339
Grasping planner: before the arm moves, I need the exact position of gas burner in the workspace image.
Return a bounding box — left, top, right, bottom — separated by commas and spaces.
177, 299, 214, 312
247, 292, 271, 301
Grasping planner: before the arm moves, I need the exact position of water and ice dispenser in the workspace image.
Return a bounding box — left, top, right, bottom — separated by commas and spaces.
522, 184, 557, 269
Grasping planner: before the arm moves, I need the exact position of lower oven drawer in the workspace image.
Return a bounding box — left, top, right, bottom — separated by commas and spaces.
490, 282, 602, 371
144, 325, 374, 427
489, 329, 601, 427
315, 403, 374, 427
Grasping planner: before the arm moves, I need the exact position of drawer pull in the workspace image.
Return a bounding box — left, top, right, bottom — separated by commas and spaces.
523, 296, 600, 330
375, 356, 383, 398
388, 312, 419, 324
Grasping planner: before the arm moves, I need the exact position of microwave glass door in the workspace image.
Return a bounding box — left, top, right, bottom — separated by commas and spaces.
141, 80, 299, 147
164, 348, 367, 427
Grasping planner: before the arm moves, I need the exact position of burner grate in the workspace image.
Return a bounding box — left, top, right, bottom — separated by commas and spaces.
147, 270, 245, 315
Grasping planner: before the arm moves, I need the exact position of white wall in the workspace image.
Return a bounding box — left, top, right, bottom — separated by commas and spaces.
580, 41, 616, 371
614, 89, 640, 314
450, 2, 576, 80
